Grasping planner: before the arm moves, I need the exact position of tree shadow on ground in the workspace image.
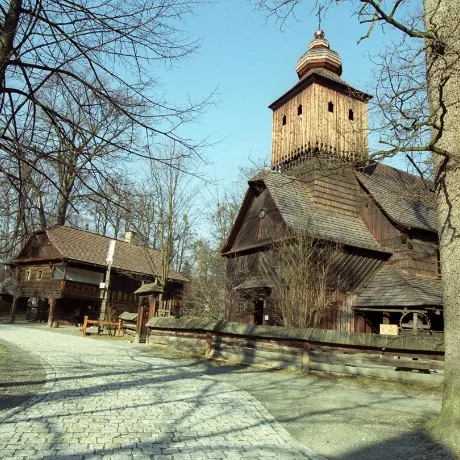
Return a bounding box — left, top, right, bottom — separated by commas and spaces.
0, 327, 451, 460
335, 430, 455, 460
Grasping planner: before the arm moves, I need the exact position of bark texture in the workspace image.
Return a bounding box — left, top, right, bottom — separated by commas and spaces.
424, 0, 460, 454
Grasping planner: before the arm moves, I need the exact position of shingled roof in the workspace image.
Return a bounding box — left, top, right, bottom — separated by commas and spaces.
354, 265, 442, 308
355, 163, 437, 232
14, 226, 187, 282
269, 68, 372, 110
251, 170, 385, 252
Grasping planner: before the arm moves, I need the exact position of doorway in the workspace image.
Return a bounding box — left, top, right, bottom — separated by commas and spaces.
253, 299, 264, 325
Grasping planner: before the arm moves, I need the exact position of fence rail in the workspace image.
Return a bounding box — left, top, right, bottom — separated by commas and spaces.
82, 315, 122, 336
146, 318, 444, 384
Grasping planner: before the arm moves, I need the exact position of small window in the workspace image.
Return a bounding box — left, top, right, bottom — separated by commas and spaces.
297, 104, 303, 115
237, 302, 245, 314
328, 101, 334, 113
282, 115, 287, 126
348, 109, 354, 120
25, 270, 31, 281
36, 270, 43, 281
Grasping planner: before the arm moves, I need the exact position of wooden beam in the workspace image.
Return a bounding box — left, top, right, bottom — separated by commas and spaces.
47, 297, 56, 327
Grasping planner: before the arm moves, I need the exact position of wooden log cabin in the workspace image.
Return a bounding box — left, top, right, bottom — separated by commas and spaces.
222, 29, 442, 335
10, 226, 187, 325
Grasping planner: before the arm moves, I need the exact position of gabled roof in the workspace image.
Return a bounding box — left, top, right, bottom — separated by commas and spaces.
269, 68, 372, 111
355, 163, 437, 233
354, 265, 442, 308
223, 169, 385, 254
14, 226, 187, 282
256, 170, 384, 252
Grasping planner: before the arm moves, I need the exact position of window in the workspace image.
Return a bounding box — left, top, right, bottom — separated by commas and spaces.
282, 115, 287, 126
36, 270, 43, 281
328, 101, 334, 113
297, 104, 303, 115
25, 270, 31, 281
348, 109, 354, 120
237, 302, 245, 314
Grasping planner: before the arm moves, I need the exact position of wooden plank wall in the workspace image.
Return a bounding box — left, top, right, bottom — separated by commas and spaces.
147, 324, 444, 384
17, 265, 61, 298
271, 83, 368, 167
361, 196, 438, 279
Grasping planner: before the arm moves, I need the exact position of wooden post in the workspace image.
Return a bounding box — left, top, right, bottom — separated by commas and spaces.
47, 298, 56, 327
302, 342, 311, 373
117, 320, 121, 337
135, 304, 144, 343
82, 316, 88, 336
205, 333, 212, 358
148, 296, 156, 320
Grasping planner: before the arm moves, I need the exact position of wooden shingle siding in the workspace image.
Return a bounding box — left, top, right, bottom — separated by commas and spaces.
271, 81, 368, 167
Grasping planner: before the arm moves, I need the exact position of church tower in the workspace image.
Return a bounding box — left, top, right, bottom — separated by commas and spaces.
269, 30, 371, 169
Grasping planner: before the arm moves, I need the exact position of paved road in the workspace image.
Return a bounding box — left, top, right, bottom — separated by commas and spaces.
0, 324, 321, 460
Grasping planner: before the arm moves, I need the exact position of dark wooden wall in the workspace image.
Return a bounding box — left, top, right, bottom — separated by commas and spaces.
17, 264, 61, 298
361, 194, 438, 279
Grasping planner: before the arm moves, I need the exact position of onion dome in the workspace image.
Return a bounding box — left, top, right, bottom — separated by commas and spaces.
295, 30, 342, 79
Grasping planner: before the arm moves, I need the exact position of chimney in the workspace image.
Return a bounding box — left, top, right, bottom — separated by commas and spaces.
124, 231, 137, 245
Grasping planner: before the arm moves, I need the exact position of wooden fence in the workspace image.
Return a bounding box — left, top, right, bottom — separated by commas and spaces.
82, 315, 121, 336
146, 318, 445, 384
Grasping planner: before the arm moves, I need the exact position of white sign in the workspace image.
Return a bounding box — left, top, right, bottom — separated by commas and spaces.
106, 240, 116, 263
380, 324, 399, 336
99, 282, 106, 289
264, 315, 269, 321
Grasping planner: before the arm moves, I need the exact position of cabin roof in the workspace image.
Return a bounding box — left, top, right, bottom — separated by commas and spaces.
248, 169, 385, 252
354, 265, 442, 308
14, 226, 187, 282
355, 163, 437, 232
234, 278, 273, 291
134, 282, 164, 295
119, 311, 138, 321
269, 68, 372, 111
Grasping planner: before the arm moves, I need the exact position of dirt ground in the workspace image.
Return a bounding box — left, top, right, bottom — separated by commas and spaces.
1, 322, 455, 459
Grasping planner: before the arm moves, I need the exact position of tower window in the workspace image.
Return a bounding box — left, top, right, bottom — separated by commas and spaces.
297, 104, 303, 115
282, 115, 286, 126
349, 109, 354, 120
328, 101, 334, 113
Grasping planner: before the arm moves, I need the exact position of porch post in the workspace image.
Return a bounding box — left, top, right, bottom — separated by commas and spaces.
135, 301, 144, 344
47, 297, 56, 327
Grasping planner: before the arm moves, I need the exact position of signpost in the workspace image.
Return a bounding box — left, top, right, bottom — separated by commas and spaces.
99, 239, 116, 321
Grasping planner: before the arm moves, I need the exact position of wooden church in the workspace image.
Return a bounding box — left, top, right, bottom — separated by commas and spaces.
222, 29, 442, 335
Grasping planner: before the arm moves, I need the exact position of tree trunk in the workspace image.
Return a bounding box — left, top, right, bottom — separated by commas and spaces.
9, 295, 18, 323
424, 0, 460, 453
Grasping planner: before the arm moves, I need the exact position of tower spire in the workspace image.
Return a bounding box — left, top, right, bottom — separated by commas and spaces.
295, 28, 343, 79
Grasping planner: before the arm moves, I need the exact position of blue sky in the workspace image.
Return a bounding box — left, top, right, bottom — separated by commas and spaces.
152, 0, 406, 188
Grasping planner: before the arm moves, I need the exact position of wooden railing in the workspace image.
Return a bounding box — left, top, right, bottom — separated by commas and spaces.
145, 318, 445, 384
82, 315, 122, 336
50, 280, 100, 299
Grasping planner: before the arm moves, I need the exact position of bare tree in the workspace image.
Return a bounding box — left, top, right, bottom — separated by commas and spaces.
0, 0, 211, 246
269, 230, 342, 328
252, 0, 460, 453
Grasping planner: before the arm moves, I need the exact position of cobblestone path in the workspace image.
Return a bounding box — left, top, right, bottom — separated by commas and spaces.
0, 325, 321, 460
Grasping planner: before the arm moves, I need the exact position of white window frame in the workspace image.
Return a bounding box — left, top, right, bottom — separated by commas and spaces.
36, 270, 43, 281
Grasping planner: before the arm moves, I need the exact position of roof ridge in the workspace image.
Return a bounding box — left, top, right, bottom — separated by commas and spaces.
48, 225, 161, 253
